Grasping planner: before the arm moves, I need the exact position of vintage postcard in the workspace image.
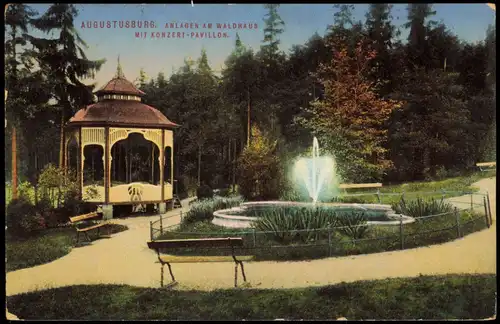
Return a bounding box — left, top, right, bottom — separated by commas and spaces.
4, 3, 496, 320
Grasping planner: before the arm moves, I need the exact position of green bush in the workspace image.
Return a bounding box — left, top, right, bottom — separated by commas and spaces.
335, 212, 370, 239
392, 197, 454, 218
6, 198, 46, 237
254, 207, 371, 243
181, 196, 244, 225
196, 185, 214, 200
237, 126, 284, 200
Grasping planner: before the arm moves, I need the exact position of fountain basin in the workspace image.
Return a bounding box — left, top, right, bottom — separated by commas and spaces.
212, 201, 415, 229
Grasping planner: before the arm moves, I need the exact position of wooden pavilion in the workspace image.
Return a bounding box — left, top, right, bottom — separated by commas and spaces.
64, 59, 179, 219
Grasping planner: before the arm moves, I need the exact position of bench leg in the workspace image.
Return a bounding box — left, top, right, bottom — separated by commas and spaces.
166, 262, 175, 282
76, 231, 80, 244
160, 262, 176, 288
239, 261, 247, 283
234, 263, 239, 287
161, 263, 164, 288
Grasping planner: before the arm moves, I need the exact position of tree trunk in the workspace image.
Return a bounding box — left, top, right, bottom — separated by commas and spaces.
232, 139, 236, 192
59, 110, 65, 168
247, 87, 251, 146
11, 125, 18, 200
197, 145, 202, 187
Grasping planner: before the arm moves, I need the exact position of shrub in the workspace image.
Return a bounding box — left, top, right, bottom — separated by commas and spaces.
335, 212, 370, 240
6, 198, 46, 237
237, 126, 283, 200
38, 164, 80, 208
182, 196, 244, 225
253, 207, 337, 244
35, 197, 60, 228
392, 197, 454, 218
196, 185, 214, 200
18, 181, 36, 204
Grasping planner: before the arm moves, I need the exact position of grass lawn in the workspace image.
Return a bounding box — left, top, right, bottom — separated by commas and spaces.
6, 224, 129, 272
6, 274, 496, 320
339, 170, 496, 205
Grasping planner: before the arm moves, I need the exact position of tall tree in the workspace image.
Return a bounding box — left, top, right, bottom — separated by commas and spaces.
299, 34, 403, 182
389, 69, 472, 180
5, 4, 38, 200
365, 4, 399, 95
404, 4, 438, 70
261, 4, 285, 61
28, 4, 105, 169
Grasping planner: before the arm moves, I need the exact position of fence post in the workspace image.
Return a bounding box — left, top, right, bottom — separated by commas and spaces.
376, 189, 381, 204
454, 207, 461, 238
483, 196, 490, 228
328, 224, 332, 257
470, 193, 473, 211
441, 189, 446, 200
253, 228, 257, 248
399, 215, 404, 250
160, 215, 163, 235
180, 210, 183, 223
486, 191, 493, 225
150, 221, 153, 241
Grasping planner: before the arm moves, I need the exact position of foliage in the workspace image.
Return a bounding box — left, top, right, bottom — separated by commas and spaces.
237, 126, 283, 200
38, 164, 80, 208
196, 184, 214, 200
392, 197, 454, 218
181, 196, 244, 225
335, 212, 370, 239
298, 34, 403, 182
388, 69, 472, 181
253, 207, 336, 244
6, 197, 45, 237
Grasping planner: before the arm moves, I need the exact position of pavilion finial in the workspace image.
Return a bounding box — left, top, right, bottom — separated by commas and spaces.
116, 55, 125, 78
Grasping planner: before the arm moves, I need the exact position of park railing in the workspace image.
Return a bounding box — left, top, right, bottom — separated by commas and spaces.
149, 211, 185, 241
148, 191, 493, 259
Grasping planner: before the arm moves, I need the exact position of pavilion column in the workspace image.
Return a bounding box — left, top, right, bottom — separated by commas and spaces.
104, 127, 110, 204
171, 134, 174, 197
78, 127, 83, 200
158, 128, 166, 214
102, 126, 113, 220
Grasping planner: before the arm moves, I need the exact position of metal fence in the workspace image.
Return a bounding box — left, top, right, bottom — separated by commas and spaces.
150, 210, 185, 241
149, 191, 493, 258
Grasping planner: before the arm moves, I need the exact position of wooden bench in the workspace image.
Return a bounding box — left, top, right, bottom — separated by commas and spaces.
338, 183, 383, 202
476, 162, 496, 172
69, 212, 111, 244
147, 237, 255, 288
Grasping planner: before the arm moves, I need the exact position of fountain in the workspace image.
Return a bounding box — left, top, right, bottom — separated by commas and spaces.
294, 137, 336, 203
212, 137, 415, 228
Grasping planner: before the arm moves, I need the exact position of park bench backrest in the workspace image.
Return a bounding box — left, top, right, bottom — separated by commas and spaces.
69, 212, 101, 224
147, 237, 245, 250
339, 183, 383, 189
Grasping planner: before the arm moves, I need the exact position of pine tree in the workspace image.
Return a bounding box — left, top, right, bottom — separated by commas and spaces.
365, 4, 399, 95
5, 4, 38, 200
404, 4, 438, 70
28, 4, 105, 169
261, 4, 285, 61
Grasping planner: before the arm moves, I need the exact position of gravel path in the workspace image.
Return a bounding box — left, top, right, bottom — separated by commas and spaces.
6, 177, 496, 298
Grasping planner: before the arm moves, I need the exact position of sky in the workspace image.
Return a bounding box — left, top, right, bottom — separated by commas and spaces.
26, 3, 496, 89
